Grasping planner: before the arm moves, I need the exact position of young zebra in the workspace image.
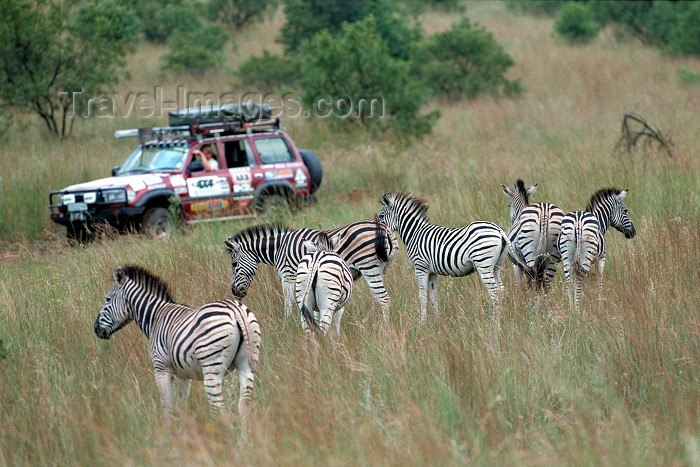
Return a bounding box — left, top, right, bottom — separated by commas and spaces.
557, 188, 636, 309
502, 179, 565, 293
224, 219, 397, 320
376, 192, 508, 323
93, 265, 261, 423
296, 233, 354, 339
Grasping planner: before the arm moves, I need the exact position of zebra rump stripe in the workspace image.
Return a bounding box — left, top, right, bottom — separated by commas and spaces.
502, 179, 564, 292
94, 265, 261, 423
296, 233, 354, 338
377, 192, 508, 323
557, 187, 636, 308
224, 220, 397, 320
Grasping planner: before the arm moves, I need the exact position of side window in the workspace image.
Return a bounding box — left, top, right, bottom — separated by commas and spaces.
225, 140, 253, 168
254, 137, 294, 164
244, 140, 256, 166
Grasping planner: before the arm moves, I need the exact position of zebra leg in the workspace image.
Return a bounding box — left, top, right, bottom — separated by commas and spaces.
428, 273, 439, 318
234, 351, 256, 429
331, 307, 345, 340
596, 254, 606, 303
283, 280, 296, 317
413, 268, 430, 324
176, 378, 192, 409
202, 368, 226, 411
476, 266, 501, 307
362, 270, 391, 322
154, 369, 176, 413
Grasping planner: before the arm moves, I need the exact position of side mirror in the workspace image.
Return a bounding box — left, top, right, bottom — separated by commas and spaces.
111, 166, 120, 176
187, 160, 204, 173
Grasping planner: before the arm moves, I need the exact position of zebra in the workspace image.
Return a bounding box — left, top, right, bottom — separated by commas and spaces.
557, 188, 636, 308
224, 219, 397, 320
93, 265, 261, 424
502, 179, 565, 293
376, 192, 509, 323
296, 232, 354, 339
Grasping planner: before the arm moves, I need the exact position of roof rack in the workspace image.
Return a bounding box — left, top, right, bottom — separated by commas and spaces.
114, 117, 280, 143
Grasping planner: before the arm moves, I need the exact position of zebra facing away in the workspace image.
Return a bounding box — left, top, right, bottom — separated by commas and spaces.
224, 220, 397, 320
557, 188, 636, 309
296, 233, 354, 339
502, 179, 565, 293
376, 192, 508, 323
94, 265, 261, 424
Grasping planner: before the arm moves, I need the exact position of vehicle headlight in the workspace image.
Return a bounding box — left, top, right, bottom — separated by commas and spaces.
83, 192, 97, 203
61, 193, 75, 205
103, 189, 127, 203
126, 189, 136, 202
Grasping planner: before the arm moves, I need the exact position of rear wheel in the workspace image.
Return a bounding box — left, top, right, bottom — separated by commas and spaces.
257, 195, 291, 221
141, 207, 173, 239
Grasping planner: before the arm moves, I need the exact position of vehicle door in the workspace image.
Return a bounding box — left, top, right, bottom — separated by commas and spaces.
223, 138, 257, 216
183, 140, 234, 221
250, 135, 308, 197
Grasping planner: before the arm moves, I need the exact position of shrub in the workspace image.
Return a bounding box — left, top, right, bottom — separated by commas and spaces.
161, 24, 228, 74
237, 50, 300, 91
554, 2, 599, 45
142, 1, 201, 44
413, 18, 522, 99
665, 2, 700, 55
299, 16, 437, 138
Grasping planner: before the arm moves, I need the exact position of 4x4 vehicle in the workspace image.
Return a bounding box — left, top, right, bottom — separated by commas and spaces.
49, 104, 322, 241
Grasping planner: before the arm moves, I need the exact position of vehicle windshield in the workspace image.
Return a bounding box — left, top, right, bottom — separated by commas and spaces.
117, 144, 188, 174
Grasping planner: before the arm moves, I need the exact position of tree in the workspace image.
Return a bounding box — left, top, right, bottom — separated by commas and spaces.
0, 0, 138, 138
299, 16, 438, 137
414, 18, 522, 99
206, 0, 278, 30
161, 24, 228, 74
554, 2, 599, 45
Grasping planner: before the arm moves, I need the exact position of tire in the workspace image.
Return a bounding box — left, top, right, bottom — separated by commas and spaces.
66, 223, 91, 245
257, 195, 291, 221
299, 149, 322, 194
141, 207, 174, 239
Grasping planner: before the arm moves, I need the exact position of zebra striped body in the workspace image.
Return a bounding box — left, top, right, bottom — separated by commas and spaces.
224, 220, 397, 320
94, 265, 261, 423
557, 188, 636, 308
502, 180, 565, 292
296, 235, 354, 339
377, 192, 508, 323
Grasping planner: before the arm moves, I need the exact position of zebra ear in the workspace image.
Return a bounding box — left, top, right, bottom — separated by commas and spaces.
303, 240, 318, 253
329, 235, 340, 250
114, 267, 126, 284
618, 189, 628, 201
224, 239, 241, 253
527, 183, 539, 196
501, 184, 514, 197
380, 192, 393, 206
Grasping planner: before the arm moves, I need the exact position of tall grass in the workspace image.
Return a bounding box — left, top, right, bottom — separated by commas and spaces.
1, 2, 698, 465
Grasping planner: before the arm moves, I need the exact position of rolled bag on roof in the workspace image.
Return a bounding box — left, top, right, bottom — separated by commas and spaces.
168, 103, 272, 126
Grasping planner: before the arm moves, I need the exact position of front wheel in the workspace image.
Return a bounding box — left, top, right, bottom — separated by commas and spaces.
141, 207, 174, 239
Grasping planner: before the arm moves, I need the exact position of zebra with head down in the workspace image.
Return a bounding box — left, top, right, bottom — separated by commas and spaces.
224, 219, 397, 321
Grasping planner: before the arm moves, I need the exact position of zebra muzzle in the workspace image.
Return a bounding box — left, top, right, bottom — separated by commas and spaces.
231, 284, 247, 300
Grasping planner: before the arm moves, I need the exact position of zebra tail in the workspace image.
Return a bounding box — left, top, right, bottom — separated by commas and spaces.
232, 303, 262, 372
533, 255, 547, 285
374, 219, 389, 263
505, 236, 535, 281
300, 261, 320, 330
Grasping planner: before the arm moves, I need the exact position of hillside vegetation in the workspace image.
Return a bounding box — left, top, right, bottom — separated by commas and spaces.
0, 2, 698, 465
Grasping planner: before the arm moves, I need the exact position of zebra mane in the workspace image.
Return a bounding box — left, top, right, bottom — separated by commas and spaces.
119, 265, 175, 303
586, 188, 623, 212
516, 179, 530, 204
229, 223, 292, 243
393, 192, 430, 220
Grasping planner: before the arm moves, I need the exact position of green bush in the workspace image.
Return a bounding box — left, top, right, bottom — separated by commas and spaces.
161, 24, 228, 74
237, 50, 300, 91
413, 18, 522, 99
506, 0, 566, 16
142, 1, 202, 43
299, 15, 437, 138
554, 2, 599, 44
665, 2, 700, 55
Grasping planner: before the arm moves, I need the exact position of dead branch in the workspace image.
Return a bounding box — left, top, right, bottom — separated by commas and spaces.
614, 113, 674, 158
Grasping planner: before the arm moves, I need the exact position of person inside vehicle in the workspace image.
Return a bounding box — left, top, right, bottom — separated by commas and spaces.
193, 144, 219, 171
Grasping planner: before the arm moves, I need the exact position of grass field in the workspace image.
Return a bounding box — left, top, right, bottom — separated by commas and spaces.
0, 2, 698, 465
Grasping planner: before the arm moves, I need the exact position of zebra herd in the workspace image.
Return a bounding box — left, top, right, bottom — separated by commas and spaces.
92, 180, 636, 423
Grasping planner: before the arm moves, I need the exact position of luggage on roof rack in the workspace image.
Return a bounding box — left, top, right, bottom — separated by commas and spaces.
168, 103, 271, 127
